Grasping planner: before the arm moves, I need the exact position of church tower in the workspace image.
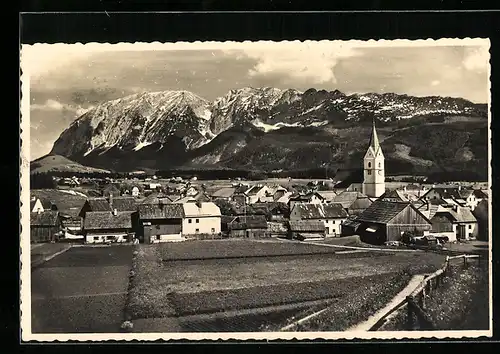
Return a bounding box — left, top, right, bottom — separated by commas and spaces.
362, 119, 385, 198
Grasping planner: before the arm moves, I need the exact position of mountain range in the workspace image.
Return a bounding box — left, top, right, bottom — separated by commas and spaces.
43, 87, 488, 178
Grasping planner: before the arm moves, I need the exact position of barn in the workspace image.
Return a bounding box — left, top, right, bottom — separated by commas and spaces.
288, 220, 325, 240
341, 200, 432, 245
30, 211, 62, 243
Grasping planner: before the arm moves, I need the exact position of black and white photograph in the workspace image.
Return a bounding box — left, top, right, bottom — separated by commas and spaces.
20, 39, 492, 341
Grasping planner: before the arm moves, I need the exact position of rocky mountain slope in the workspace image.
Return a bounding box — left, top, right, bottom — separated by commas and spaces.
49, 88, 488, 178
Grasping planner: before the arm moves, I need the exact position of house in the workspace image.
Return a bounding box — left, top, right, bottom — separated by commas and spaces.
420, 185, 478, 209
473, 199, 489, 242
290, 203, 348, 237
211, 187, 237, 201
174, 192, 211, 204
78, 197, 111, 218
131, 186, 140, 197
102, 184, 121, 198
226, 215, 269, 238
341, 200, 432, 245
288, 220, 325, 240
245, 184, 272, 204
138, 202, 185, 243
379, 189, 410, 203
430, 205, 478, 241
138, 201, 222, 242
288, 192, 325, 210
30, 210, 62, 243
83, 210, 137, 244
332, 191, 372, 216
251, 202, 290, 221
182, 202, 222, 237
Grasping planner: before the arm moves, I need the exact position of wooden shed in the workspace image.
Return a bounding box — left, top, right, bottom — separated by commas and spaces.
342, 200, 432, 245
137, 202, 184, 243
30, 211, 62, 243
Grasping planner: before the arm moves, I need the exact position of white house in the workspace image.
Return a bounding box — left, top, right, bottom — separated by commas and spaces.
181, 202, 222, 236
288, 192, 325, 210
245, 185, 272, 204
429, 205, 478, 242
290, 203, 349, 237
83, 210, 135, 244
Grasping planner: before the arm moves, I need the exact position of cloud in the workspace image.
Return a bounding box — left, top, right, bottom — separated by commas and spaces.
463, 46, 490, 72
31, 99, 92, 116
431, 80, 440, 86
231, 42, 362, 84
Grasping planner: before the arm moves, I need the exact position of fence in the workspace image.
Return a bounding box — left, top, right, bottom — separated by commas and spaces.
370, 254, 482, 331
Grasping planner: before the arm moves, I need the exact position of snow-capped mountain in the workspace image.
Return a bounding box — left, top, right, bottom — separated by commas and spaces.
49, 87, 487, 175
51, 91, 214, 158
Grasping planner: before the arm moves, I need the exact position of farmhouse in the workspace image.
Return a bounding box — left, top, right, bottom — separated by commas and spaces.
342, 200, 432, 245
78, 195, 137, 218
226, 215, 269, 238
131, 186, 140, 197
290, 203, 348, 237
182, 202, 222, 237
30, 197, 45, 213
430, 205, 478, 241
78, 197, 111, 217
288, 220, 325, 240
138, 202, 185, 243
420, 185, 479, 209
245, 185, 272, 204
83, 210, 137, 244
30, 210, 62, 243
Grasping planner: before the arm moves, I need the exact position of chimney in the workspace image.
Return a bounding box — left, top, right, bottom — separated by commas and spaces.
113, 208, 118, 216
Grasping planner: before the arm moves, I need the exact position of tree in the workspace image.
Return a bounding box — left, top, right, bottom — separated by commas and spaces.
214, 199, 236, 216
30, 173, 56, 189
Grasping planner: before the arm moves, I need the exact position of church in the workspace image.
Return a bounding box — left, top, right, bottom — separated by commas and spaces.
340, 120, 386, 198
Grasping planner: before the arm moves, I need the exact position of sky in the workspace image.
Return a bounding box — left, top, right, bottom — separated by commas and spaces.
22, 39, 490, 160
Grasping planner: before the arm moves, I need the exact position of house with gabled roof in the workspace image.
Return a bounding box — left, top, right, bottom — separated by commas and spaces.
83, 210, 137, 244
288, 191, 325, 210
226, 215, 269, 238
290, 202, 348, 237
288, 220, 326, 240
420, 185, 479, 209
429, 205, 478, 241
341, 200, 432, 245
332, 190, 372, 216
211, 187, 237, 201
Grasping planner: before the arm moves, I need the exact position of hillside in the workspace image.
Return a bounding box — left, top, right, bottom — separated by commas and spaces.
47, 88, 488, 178
30, 154, 111, 174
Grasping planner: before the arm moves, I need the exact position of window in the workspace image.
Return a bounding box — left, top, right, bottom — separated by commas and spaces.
367, 170, 372, 175
195, 228, 200, 233
196, 219, 199, 223
106, 236, 114, 240
378, 162, 381, 168
156, 224, 161, 230
211, 228, 216, 233
188, 219, 192, 223
332, 220, 336, 224
93, 236, 99, 241
469, 225, 472, 229
156, 235, 161, 240
368, 162, 371, 168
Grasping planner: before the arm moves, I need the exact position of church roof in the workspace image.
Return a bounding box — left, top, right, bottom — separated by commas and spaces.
366, 119, 383, 157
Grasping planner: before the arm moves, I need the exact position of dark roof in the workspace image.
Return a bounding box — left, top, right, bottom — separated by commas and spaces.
229, 215, 268, 230
355, 200, 411, 224
84, 211, 134, 230
348, 197, 373, 212
473, 189, 489, 199
141, 192, 175, 204
87, 198, 111, 211
472, 199, 489, 221
138, 203, 184, 219
111, 196, 137, 212
289, 220, 325, 232
60, 215, 82, 228
290, 192, 323, 202
292, 203, 348, 219
424, 186, 474, 200
379, 190, 408, 201
30, 211, 60, 226
211, 187, 237, 198
333, 191, 368, 208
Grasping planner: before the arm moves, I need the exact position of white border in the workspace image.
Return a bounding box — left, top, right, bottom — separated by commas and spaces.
20, 38, 493, 341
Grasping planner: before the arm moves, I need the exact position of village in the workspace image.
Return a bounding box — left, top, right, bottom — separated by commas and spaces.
30, 121, 490, 249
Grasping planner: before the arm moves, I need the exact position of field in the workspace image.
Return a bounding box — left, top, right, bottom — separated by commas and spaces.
127, 239, 445, 331
31, 246, 133, 333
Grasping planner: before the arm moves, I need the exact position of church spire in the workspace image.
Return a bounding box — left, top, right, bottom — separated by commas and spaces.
368, 118, 380, 153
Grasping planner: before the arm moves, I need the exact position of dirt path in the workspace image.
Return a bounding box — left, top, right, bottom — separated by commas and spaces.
346, 274, 426, 332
